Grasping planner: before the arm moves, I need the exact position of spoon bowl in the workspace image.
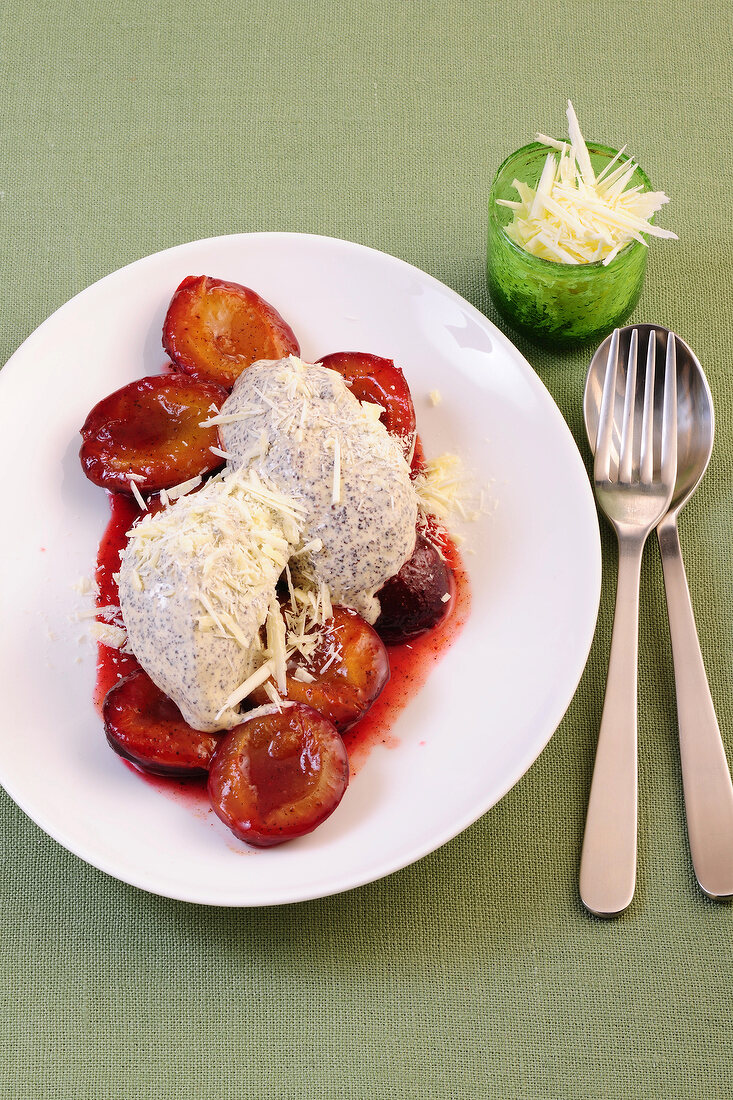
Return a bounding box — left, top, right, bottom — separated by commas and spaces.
584, 324, 714, 515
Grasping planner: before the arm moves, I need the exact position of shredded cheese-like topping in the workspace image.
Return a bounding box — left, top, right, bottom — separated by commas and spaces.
209, 445, 233, 462
359, 400, 384, 422
71, 576, 96, 596
89, 622, 127, 649
213, 570, 339, 718
129, 480, 147, 510
253, 581, 342, 698
74, 604, 120, 621
496, 101, 676, 264
414, 453, 484, 525
292, 666, 316, 684
215, 659, 277, 719
198, 406, 260, 428
266, 595, 288, 694
165, 474, 202, 502
125, 468, 304, 657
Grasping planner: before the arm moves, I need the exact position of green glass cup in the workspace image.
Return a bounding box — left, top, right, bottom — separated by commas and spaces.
487, 141, 653, 347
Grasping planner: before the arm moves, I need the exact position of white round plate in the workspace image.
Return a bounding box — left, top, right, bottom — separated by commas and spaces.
0, 233, 600, 906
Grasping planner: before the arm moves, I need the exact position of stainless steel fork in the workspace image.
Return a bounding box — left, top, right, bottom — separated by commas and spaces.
580, 328, 678, 918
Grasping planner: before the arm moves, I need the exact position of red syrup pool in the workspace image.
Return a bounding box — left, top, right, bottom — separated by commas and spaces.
92, 491, 471, 809
342, 536, 470, 773
94, 493, 141, 705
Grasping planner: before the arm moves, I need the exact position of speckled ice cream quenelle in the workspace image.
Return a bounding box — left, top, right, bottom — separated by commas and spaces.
117, 470, 302, 731
219, 356, 418, 623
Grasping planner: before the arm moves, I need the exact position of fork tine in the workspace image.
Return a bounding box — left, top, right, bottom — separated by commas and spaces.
595, 328, 620, 483
661, 333, 678, 482
639, 330, 656, 483
618, 329, 638, 483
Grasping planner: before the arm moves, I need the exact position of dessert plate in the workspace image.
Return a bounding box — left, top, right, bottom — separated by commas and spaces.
0, 232, 601, 905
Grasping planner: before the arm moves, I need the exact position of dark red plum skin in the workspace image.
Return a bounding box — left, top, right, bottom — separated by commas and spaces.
375, 535, 455, 644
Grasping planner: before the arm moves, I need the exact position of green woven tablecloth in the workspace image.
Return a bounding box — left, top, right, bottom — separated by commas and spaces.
2, 1, 732, 1096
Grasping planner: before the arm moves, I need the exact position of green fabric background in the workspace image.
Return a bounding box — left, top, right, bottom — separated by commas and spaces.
2, 1, 732, 1096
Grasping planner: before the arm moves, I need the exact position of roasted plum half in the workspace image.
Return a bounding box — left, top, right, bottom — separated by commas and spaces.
103, 669, 222, 777
251, 606, 390, 731
163, 275, 300, 388
375, 534, 455, 643
208, 703, 349, 847
317, 351, 416, 456
80, 373, 227, 493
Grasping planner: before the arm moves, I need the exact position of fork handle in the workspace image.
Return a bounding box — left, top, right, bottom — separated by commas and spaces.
657, 515, 733, 899
580, 535, 643, 918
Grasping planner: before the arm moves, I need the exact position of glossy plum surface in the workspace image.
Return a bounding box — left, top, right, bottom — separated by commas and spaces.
80, 373, 226, 492
317, 350, 416, 452
208, 703, 349, 847
104, 668, 222, 777
375, 534, 455, 643
163, 275, 300, 387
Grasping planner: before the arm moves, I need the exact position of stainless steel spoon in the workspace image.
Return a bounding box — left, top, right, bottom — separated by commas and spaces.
585, 324, 733, 900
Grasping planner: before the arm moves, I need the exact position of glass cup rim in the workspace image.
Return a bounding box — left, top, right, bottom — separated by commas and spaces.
488, 139, 654, 272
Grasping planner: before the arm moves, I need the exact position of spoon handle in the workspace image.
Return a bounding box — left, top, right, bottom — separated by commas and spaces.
657, 515, 733, 899
580, 535, 642, 918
